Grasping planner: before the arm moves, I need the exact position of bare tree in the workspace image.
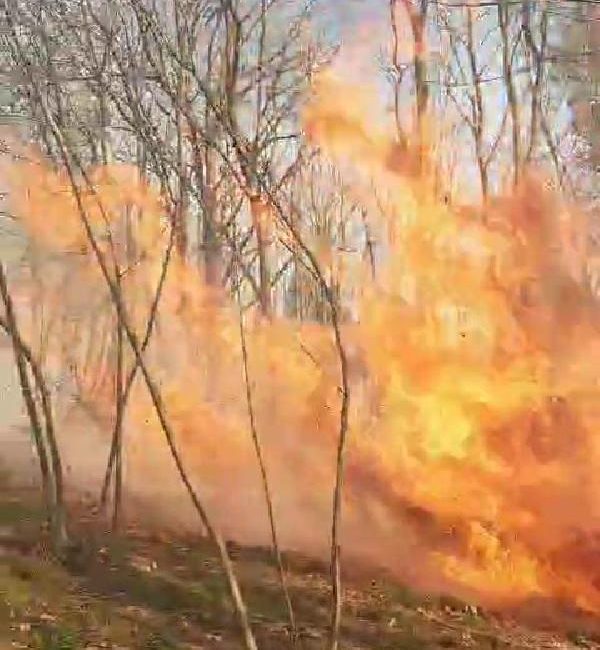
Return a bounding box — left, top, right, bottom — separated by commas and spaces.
0, 262, 69, 554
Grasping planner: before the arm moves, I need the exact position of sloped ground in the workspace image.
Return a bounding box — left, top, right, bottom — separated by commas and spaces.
0, 477, 598, 650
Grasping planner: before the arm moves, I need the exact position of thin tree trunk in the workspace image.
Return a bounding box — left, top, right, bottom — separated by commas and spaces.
398, 0, 429, 174
252, 0, 271, 317
99, 224, 176, 510
389, 0, 408, 147
522, 1, 548, 163
327, 297, 350, 650
112, 268, 124, 530
0, 263, 68, 553
498, 2, 521, 186
174, 0, 189, 257
234, 252, 297, 641
29, 336, 69, 552
466, 5, 489, 200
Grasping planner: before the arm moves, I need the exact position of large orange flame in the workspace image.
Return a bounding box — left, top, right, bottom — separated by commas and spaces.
4, 75, 600, 623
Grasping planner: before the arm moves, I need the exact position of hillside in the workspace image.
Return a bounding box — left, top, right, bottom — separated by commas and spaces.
0, 477, 597, 650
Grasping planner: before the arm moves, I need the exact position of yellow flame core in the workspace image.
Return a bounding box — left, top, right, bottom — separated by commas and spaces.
6, 75, 600, 617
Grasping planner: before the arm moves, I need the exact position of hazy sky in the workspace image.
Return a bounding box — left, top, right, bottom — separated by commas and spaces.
318, 1, 390, 83
322, 1, 387, 43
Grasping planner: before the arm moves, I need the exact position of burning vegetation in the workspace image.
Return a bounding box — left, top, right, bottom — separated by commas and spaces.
2, 72, 599, 627
1, 1, 600, 648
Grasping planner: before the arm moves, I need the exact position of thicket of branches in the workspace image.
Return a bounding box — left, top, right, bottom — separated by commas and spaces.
0, 1, 599, 648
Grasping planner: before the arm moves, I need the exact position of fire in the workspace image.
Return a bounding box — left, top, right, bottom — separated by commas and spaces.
304, 74, 600, 613
4, 74, 600, 622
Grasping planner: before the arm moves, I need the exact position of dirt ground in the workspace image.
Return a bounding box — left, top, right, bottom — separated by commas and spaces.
1, 480, 599, 650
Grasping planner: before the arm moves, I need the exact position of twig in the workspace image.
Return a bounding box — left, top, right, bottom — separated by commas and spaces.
233, 248, 298, 642
0, 266, 68, 553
